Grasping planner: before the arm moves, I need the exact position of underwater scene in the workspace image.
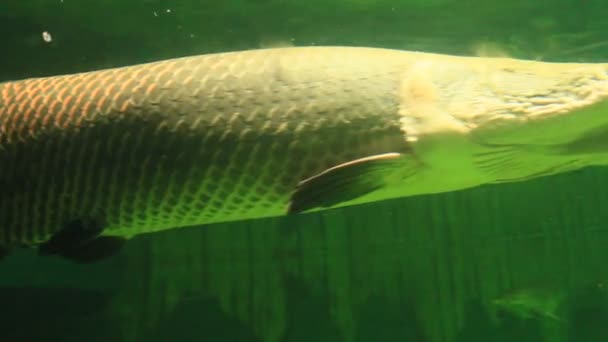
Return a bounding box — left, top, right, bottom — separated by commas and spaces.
1, 0, 608, 341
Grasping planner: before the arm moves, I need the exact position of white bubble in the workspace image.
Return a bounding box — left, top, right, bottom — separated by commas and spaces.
42, 31, 52, 43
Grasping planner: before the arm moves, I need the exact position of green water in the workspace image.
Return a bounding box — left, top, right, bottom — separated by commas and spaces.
1, 0, 608, 341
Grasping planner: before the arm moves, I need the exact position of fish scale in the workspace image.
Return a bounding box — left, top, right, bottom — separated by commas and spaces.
0, 47, 409, 246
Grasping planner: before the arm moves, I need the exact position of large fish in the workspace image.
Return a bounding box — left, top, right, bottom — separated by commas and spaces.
1, 46, 608, 262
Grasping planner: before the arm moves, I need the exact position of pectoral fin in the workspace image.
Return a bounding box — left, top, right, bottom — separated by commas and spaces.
473, 145, 582, 183
38, 219, 125, 263
287, 152, 416, 214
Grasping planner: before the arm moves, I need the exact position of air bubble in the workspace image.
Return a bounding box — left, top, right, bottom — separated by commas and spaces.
42, 31, 52, 43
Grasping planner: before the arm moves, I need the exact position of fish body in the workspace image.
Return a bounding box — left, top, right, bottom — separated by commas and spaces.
1, 46, 608, 261
492, 286, 566, 323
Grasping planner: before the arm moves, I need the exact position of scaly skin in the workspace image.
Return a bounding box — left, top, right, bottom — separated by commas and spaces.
1, 46, 608, 245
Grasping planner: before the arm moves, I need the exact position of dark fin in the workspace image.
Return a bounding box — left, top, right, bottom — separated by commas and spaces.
38, 219, 125, 263
0, 246, 9, 260
287, 153, 413, 214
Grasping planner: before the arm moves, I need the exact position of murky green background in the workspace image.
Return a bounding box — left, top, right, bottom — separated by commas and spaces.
1, 1, 608, 341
